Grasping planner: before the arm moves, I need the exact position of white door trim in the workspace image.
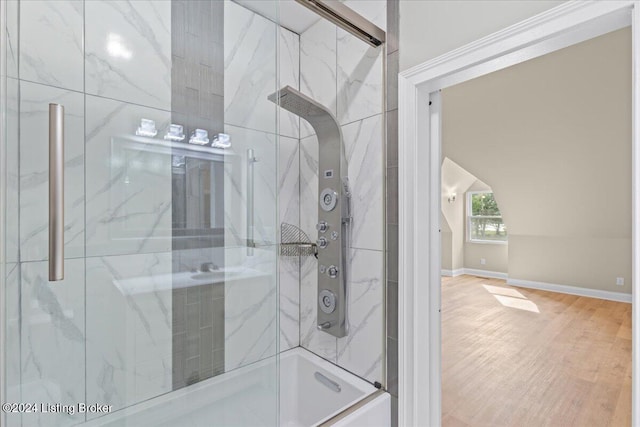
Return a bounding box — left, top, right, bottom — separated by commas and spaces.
398, 1, 639, 425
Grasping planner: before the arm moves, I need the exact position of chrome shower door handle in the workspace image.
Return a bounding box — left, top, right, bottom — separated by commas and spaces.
49, 103, 64, 281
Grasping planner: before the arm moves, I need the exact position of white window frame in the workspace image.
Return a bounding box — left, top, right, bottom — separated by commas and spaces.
466, 191, 508, 244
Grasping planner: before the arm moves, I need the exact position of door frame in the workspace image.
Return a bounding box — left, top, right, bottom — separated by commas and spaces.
398, 1, 640, 425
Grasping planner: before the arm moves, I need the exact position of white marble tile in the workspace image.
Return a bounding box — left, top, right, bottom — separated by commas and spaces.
343, 0, 387, 32
6, 78, 19, 264
85, 0, 172, 110
279, 136, 300, 351
5, 263, 20, 427
20, 82, 85, 261
85, 252, 172, 416
223, 124, 279, 249
19, 0, 84, 91
300, 19, 337, 138
20, 259, 85, 427
225, 247, 278, 370
85, 95, 172, 257
337, 249, 384, 383
342, 114, 384, 251
278, 28, 300, 139
299, 255, 337, 362
336, 27, 384, 125
224, 1, 277, 134
6, 0, 18, 79
279, 257, 300, 351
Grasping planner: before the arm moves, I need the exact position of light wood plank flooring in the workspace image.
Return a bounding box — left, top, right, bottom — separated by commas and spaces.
442, 275, 631, 427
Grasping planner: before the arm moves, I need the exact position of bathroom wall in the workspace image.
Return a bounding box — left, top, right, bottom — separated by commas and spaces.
298, 0, 387, 385
222, 0, 301, 371
7, 0, 201, 424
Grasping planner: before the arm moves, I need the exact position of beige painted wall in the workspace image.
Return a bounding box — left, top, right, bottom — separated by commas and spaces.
399, 0, 565, 71
441, 213, 453, 270
441, 158, 478, 271
443, 28, 632, 293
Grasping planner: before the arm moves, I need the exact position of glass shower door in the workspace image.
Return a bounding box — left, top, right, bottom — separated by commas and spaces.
1, 1, 281, 426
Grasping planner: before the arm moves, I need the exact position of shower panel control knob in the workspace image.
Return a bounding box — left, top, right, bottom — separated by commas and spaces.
327, 265, 339, 279
316, 221, 329, 233
320, 188, 338, 212
319, 290, 337, 314
317, 237, 328, 249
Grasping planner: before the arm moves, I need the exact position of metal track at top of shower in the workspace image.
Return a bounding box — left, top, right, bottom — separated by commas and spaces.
294, 0, 385, 48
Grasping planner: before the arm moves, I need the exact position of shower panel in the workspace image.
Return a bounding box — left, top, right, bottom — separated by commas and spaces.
268, 86, 351, 338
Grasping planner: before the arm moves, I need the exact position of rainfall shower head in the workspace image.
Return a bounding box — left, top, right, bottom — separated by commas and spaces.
268, 86, 338, 129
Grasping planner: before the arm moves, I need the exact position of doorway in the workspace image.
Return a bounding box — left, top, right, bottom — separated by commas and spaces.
398, 2, 640, 425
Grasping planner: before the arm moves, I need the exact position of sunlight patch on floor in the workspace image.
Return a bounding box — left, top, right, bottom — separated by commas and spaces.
482, 284, 540, 313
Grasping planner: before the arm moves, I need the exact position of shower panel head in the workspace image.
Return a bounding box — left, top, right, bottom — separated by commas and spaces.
268, 86, 351, 339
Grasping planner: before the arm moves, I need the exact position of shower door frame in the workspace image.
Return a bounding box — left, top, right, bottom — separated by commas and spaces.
398, 1, 640, 426
0, 0, 8, 422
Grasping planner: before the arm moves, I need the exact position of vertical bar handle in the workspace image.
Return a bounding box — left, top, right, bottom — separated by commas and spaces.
246, 148, 256, 256
49, 103, 64, 281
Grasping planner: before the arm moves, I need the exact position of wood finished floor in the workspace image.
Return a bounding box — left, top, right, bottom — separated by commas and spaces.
442, 275, 631, 427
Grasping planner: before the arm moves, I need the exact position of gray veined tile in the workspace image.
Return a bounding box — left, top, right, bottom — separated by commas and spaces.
19, 82, 85, 262
20, 0, 84, 91
278, 28, 301, 139
85, 0, 172, 110
20, 259, 85, 427
337, 249, 384, 383
6, 78, 19, 263
300, 18, 337, 138
225, 247, 278, 370
342, 114, 384, 251
6, 0, 19, 79
224, 1, 278, 134
223, 124, 279, 249
85, 252, 172, 416
85, 95, 173, 257
5, 263, 21, 427
337, 27, 384, 125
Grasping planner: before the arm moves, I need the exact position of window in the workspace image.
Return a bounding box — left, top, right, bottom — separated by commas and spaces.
467, 191, 507, 243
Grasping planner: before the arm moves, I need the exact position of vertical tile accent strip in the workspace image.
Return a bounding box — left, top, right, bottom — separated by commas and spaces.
171, 0, 225, 390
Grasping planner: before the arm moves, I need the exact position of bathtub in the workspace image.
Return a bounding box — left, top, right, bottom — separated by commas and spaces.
85, 347, 389, 426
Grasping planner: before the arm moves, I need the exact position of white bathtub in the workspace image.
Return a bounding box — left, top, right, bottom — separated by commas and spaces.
86, 347, 389, 426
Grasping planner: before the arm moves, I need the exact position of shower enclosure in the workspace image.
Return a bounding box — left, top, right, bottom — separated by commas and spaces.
0, 0, 389, 425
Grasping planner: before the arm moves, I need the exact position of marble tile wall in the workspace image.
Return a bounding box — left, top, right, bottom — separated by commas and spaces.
85, 95, 173, 257
20, 259, 86, 427
7, 2, 177, 423
86, 253, 173, 417
298, 0, 387, 384
85, 0, 172, 110
19, 82, 85, 261
223, 0, 302, 362
4, 264, 20, 427
19, 0, 83, 91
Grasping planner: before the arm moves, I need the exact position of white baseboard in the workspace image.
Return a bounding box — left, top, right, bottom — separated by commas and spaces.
441, 268, 464, 277
441, 268, 506, 279
462, 268, 508, 280
507, 278, 632, 303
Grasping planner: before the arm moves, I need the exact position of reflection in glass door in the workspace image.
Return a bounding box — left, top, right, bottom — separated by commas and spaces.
1, 1, 281, 425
